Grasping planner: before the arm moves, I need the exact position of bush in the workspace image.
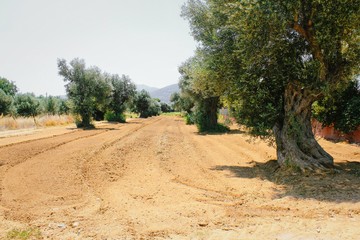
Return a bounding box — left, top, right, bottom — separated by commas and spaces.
184, 112, 195, 125
104, 111, 126, 123
0, 89, 13, 116
313, 80, 360, 133
75, 116, 94, 129
14, 93, 41, 119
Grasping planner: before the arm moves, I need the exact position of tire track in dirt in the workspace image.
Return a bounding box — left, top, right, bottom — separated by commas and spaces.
81, 117, 230, 239
1, 116, 360, 239
153, 118, 360, 239
157, 119, 274, 206
0, 126, 115, 167
0, 128, 80, 149
0, 119, 159, 221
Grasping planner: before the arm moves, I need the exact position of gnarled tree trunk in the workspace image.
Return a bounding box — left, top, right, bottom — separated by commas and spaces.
273, 84, 333, 171
196, 96, 219, 132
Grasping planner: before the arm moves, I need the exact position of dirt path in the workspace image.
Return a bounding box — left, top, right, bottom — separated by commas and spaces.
0, 116, 359, 239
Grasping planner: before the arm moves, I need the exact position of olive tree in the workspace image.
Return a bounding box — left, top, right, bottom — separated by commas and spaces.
14, 93, 41, 124
57, 58, 107, 128
0, 77, 17, 116
106, 74, 136, 122
132, 90, 161, 118
183, 0, 360, 170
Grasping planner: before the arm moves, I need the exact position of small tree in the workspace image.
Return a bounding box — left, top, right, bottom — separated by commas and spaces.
46, 96, 58, 115
107, 74, 136, 122
14, 93, 41, 124
0, 89, 13, 116
160, 102, 172, 113
133, 90, 152, 118
178, 58, 223, 132
0, 77, 17, 117
57, 58, 102, 128
59, 99, 70, 115
148, 99, 161, 116
132, 90, 161, 118
170, 92, 194, 114
0, 77, 18, 96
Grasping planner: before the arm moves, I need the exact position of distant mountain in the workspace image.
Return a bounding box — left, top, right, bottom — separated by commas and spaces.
150, 84, 179, 104
136, 84, 159, 93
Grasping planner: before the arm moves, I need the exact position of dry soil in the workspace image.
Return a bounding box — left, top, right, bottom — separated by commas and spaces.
0, 116, 359, 239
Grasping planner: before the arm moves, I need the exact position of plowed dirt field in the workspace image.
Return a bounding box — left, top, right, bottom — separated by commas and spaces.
0, 116, 359, 239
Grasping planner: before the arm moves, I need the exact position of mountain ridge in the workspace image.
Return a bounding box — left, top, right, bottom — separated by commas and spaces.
136, 83, 179, 104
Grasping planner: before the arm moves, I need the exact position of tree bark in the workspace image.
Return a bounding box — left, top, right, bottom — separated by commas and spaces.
204, 97, 219, 128
273, 83, 333, 171
195, 96, 219, 132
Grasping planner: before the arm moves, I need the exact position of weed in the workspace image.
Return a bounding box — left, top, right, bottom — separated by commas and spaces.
161, 112, 181, 117
6, 227, 42, 240
124, 112, 139, 119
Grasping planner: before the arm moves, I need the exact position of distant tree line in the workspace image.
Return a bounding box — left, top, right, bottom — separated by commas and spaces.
0, 76, 70, 123
0, 58, 173, 128
57, 58, 173, 128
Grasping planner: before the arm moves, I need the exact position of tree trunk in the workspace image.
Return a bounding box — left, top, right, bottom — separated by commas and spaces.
204, 97, 219, 128
196, 97, 219, 132
33, 115, 38, 127
273, 84, 333, 171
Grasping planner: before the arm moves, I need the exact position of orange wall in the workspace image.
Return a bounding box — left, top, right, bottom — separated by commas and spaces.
312, 120, 360, 143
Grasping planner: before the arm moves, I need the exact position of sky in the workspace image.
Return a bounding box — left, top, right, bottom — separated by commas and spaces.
0, 0, 197, 96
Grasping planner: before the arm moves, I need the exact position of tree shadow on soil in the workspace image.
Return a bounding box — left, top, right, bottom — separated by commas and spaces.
211, 160, 360, 202
66, 127, 120, 131
197, 129, 247, 136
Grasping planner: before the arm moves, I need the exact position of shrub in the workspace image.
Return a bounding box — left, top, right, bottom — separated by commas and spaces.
184, 112, 195, 125
104, 111, 126, 123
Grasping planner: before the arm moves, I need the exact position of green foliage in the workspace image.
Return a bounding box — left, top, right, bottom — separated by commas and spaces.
0, 77, 17, 116
184, 112, 195, 125
182, 0, 360, 139
58, 58, 137, 126
132, 90, 151, 118
45, 96, 58, 115
170, 92, 194, 114
109, 74, 136, 116
104, 111, 126, 123
132, 90, 161, 118
0, 89, 13, 116
160, 102, 172, 113
57, 58, 109, 128
177, 58, 223, 132
14, 93, 41, 118
59, 99, 70, 115
148, 98, 161, 117
193, 97, 223, 132
0, 77, 18, 96
313, 79, 360, 133
93, 75, 112, 120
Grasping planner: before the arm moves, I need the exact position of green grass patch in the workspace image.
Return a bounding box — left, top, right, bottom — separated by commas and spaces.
6, 227, 42, 240
161, 112, 182, 117
124, 112, 139, 119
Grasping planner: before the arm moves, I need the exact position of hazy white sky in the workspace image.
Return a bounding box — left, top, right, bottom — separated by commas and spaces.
0, 0, 196, 96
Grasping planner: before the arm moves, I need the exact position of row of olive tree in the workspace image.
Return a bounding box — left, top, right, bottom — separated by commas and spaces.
1, 77, 70, 121
179, 0, 359, 171
57, 58, 162, 128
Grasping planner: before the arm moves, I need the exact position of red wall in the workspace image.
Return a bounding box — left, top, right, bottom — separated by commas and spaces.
312, 120, 360, 143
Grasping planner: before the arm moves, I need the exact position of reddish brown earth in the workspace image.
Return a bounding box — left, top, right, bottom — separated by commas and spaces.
0, 116, 359, 239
